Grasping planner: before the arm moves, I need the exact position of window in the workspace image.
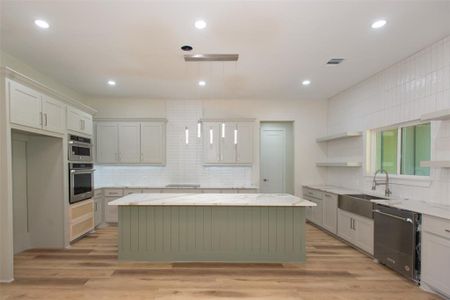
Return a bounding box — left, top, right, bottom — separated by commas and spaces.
374, 123, 430, 176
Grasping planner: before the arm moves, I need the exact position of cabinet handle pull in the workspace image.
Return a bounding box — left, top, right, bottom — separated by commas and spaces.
445, 229, 450, 233
44, 113, 48, 126
40, 112, 43, 125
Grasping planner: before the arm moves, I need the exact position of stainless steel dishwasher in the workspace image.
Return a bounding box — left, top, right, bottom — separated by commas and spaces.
373, 204, 421, 283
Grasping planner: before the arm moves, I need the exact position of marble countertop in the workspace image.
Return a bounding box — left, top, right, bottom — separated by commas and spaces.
96, 185, 259, 190
304, 184, 450, 220
372, 199, 450, 220
108, 193, 316, 207
303, 185, 360, 195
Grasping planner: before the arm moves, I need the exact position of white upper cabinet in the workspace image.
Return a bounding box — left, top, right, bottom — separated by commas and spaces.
118, 123, 141, 163
141, 122, 165, 164
236, 122, 253, 164
67, 106, 93, 136
203, 122, 221, 164
9, 80, 67, 134
203, 121, 254, 165
41, 95, 66, 133
96, 121, 166, 165
96, 123, 119, 163
9, 80, 42, 129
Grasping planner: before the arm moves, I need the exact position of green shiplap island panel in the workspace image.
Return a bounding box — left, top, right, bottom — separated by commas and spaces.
118, 206, 306, 263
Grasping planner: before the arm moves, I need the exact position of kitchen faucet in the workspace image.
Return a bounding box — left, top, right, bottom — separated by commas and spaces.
371, 169, 392, 197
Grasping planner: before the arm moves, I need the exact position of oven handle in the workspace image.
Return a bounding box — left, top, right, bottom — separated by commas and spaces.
71, 169, 96, 173
373, 209, 413, 223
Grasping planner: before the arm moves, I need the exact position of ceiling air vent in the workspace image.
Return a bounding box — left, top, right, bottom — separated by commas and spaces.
184, 54, 239, 62
327, 58, 344, 65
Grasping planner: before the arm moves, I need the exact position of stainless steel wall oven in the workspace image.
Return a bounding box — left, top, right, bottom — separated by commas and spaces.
69, 163, 94, 204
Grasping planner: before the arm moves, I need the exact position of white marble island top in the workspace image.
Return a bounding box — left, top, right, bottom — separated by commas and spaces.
109, 193, 316, 207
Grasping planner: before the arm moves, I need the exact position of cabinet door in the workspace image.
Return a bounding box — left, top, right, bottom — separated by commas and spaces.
236, 122, 253, 164
337, 209, 355, 243
353, 215, 374, 254
104, 197, 118, 223
67, 107, 83, 133
312, 198, 323, 226
94, 198, 103, 226
220, 122, 236, 163
96, 123, 119, 163
81, 114, 93, 135
323, 193, 338, 234
118, 123, 141, 163
422, 232, 450, 296
9, 80, 42, 129
141, 122, 165, 164
42, 95, 66, 133
203, 122, 221, 163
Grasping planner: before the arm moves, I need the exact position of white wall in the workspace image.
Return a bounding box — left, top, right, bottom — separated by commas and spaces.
325, 35, 450, 205
84, 98, 328, 194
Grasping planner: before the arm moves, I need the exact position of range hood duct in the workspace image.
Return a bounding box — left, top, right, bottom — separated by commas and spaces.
184, 54, 239, 62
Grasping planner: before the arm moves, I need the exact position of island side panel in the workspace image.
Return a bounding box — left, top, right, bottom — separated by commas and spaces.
118, 205, 306, 263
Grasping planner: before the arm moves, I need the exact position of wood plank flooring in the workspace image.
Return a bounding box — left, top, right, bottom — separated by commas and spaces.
0, 224, 441, 300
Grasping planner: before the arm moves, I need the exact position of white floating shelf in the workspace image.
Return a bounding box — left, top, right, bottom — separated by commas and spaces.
421, 109, 450, 121
316, 162, 362, 167
316, 132, 362, 143
420, 160, 450, 168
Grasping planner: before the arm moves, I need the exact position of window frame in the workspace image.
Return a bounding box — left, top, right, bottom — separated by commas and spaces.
369, 121, 431, 179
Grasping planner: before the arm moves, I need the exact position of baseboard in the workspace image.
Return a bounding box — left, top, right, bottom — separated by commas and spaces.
0, 278, 14, 283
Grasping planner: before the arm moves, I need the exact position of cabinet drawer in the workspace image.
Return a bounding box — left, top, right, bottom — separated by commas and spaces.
94, 189, 103, 198
70, 199, 94, 222
70, 216, 94, 241
142, 188, 162, 193
423, 215, 450, 239
104, 189, 124, 197
323, 192, 338, 201
124, 188, 142, 195
303, 187, 323, 200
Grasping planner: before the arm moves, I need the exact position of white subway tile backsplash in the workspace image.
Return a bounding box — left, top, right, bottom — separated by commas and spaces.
326, 35, 450, 205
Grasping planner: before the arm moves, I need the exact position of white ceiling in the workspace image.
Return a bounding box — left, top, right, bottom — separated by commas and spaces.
1, 0, 450, 100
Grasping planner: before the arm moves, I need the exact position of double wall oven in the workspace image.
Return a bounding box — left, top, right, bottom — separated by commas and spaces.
68, 135, 95, 204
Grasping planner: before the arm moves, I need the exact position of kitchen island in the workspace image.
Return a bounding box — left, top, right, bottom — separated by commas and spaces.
109, 193, 315, 263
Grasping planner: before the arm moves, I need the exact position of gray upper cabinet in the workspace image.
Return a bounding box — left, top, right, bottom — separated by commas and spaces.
203, 121, 254, 165
95, 121, 166, 165
9, 80, 67, 134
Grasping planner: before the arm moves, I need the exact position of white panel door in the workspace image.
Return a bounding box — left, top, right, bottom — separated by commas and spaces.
141, 122, 165, 164
236, 122, 254, 164
323, 193, 338, 234
203, 122, 221, 164
118, 123, 141, 163
81, 114, 93, 136
9, 80, 42, 129
96, 123, 119, 163
220, 122, 236, 163
260, 127, 285, 193
353, 215, 374, 254
42, 95, 66, 133
67, 107, 83, 133
337, 209, 355, 243
422, 232, 450, 296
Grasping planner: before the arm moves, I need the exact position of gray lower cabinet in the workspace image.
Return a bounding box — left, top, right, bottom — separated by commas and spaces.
322, 192, 338, 234
421, 215, 450, 298
337, 209, 373, 254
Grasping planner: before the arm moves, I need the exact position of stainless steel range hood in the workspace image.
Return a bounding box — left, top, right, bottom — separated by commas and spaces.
184, 54, 239, 62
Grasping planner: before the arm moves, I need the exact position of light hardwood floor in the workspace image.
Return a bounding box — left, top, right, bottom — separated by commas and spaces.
0, 224, 440, 300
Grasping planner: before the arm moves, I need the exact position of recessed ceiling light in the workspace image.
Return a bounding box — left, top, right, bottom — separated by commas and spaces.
194, 19, 207, 30
198, 80, 206, 87
302, 80, 311, 86
371, 19, 387, 29
34, 19, 50, 29
107, 80, 116, 86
